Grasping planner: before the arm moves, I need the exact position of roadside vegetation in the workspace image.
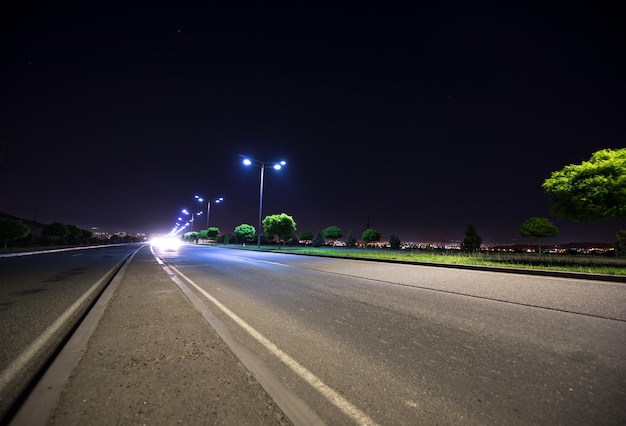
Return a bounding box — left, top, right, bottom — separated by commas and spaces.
0, 216, 144, 251
185, 149, 626, 276
3, 148, 625, 279
226, 245, 626, 276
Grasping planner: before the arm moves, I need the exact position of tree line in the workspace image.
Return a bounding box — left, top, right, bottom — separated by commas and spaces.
0, 220, 143, 249
3, 149, 625, 255
180, 148, 626, 256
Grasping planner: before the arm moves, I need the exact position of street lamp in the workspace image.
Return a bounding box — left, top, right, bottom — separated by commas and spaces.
193, 196, 203, 231
240, 155, 286, 247
182, 208, 203, 232
195, 195, 224, 229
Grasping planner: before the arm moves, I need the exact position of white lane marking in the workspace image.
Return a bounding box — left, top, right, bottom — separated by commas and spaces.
239, 257, 292, 267
0, 278, 107, 392
0, 244, 128, 258
153, 254, 325, 426
9, 247, 142, 426
166, 262, 379, 426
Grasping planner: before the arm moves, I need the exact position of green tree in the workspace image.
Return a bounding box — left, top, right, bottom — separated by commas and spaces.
263, 213, 296, 244
67, 224, 82, 239
461, 223, 482, 253
198, 229, 209, 240
542, 148, 626, 222
520, 217, 559, 253
184, 231, 199, 243
66, 224, 91, 244
615, 229, 626, 258
312, 231, 325, 247
81, 228, 93, 240
298, 230, 314, 242
42, 222, 70, 243
389, 234, 401, 250
0, 218, 30, 249
322, 226, 342, 244
362, 228, 381, 244
207, 227, 220, 239
234, 224, 256, 243
345, 230, 357, 247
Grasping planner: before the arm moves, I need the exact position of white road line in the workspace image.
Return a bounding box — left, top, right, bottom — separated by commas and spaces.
159, 256, 379, 426
8, 248, 141, 426
0, 277, 107, 393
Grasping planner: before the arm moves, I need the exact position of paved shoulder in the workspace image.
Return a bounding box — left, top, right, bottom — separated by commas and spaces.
50, 246, 292, 425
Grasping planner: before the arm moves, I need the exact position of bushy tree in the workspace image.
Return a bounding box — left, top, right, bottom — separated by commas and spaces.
207, 227, 220, 239
520, 217, 559, 253
66, 224, 92, 245
362, 228, 381, 244
82, 228, 93, 240
184, 231, 199, 243
263, 213, 296, 244
299, 230, 313, 242
67, 224, 82, 241
0, 218, 30, 249
235, 224, 256, 243
322, 226, 342, 244
461, 223, 482, 253
42, 222, 70, 243
542, 148, 626, 222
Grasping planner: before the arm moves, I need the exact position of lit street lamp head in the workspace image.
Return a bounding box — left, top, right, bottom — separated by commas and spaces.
239, 155, 287, 247
241, 155, 287, 169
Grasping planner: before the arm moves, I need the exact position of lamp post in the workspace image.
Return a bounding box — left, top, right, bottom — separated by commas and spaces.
192, 196, 203, 231
207, 197, 224, 229
240, 155, 286, 247
195, 195, 224, 229
182, 208, 202, 232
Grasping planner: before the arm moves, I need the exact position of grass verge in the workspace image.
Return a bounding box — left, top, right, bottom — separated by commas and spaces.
223, 245, 626, 276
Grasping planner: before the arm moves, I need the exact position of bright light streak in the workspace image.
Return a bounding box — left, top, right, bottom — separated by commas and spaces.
150, 236, 182, 251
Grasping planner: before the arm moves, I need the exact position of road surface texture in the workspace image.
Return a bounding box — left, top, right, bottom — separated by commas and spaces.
7, 243, 626, 425
9, 246, 297, 426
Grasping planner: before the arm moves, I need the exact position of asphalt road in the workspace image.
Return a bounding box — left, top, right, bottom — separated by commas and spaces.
0, 244, 141, 420
2, 244, 625, 425
152, 245, 626, 425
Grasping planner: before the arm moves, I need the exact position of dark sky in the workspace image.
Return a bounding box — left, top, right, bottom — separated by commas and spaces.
1, 1, 624, 244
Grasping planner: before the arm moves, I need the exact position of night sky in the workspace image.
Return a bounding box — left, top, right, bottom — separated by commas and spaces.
1, 1, 624, 244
